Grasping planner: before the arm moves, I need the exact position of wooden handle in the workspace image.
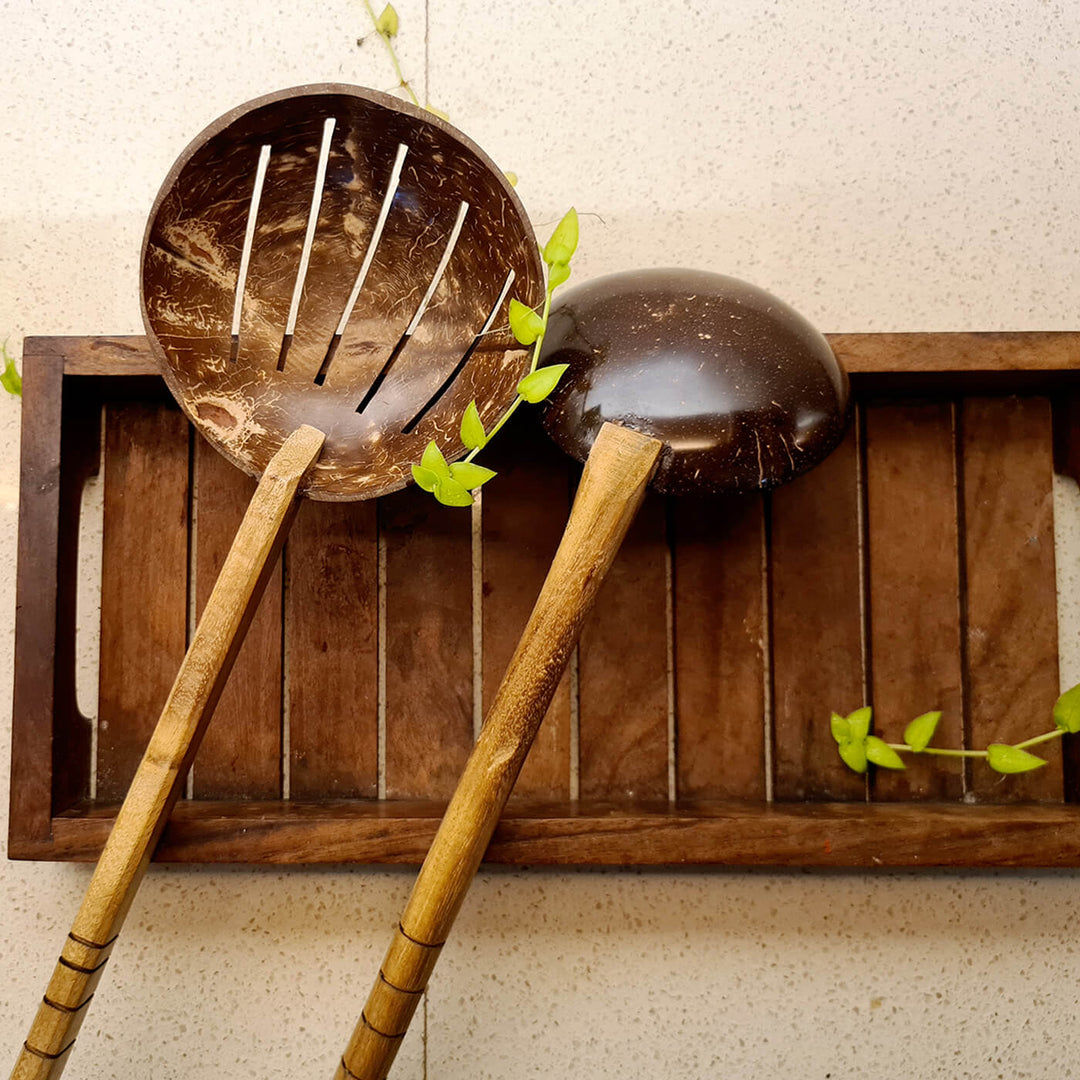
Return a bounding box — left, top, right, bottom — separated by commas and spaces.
336, 422, 663, 1080
11, 425, 325, 1080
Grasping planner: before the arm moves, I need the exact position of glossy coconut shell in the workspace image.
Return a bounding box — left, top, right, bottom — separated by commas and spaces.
141, 84, 543, 500
540, 268, 849, 495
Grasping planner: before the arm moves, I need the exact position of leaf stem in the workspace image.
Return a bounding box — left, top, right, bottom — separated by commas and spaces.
1013, 728, 1065, 750
885, 743, 989, 759
462, 284, 554, 464
363, 0, 421, 108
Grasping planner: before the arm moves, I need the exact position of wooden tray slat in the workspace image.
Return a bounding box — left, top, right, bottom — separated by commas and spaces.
480, 421, 573, 801
191, 441, 284, 799
286, 499, 379, 799
96, 401, 190, 803
864, 401, 965, 801
672, 494, 767, 800
578, 492, 670, 801
382, 487, 474, 799
770, 424, 867, 802
961, 396, 1062, 802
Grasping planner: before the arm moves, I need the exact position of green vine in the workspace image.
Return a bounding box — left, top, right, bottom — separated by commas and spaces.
2, 340, 21, 397
410, 209, 578, 507
361, 2, 447, 118
831, 682, 1080, 775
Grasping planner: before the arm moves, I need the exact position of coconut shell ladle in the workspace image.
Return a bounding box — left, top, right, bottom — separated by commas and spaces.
337, 267, 850, 1080
12, 84, 542, 1080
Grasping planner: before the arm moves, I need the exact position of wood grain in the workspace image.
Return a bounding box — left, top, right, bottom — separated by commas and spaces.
770, 424, 866, 801
192, 439, 284, 799
961, 396, 1062, 802
382, 486, 474, 799
578, 491, 669, 802
672, 494, 766, 800
481, 418, 572, 800
96, 402, 190, 803
864, 402, 964, 800
10, 351, 68, 847
286, 499, 379, 799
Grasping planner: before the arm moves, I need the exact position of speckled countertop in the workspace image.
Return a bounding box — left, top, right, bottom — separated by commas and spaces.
3, 2, 1080, 1078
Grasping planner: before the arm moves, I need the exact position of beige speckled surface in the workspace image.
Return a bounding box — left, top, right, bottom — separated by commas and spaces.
3, 1, 1080, 1078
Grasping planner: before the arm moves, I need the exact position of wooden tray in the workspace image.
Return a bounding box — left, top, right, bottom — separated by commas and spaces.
10, 333, 1080, 867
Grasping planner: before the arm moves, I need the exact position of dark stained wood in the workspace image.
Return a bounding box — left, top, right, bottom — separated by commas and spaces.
10, 351, 67, 845
578, 492, 669, 801
672, 494, 766, 800
864, 402, 964, 800
382, 486, 474, 799
286, 499, 379, 799
770, 424, 866, 801
830, 331, 1080, 373
480, 418, 572, 801
95, 401, 190, 802
191, 437, 283, 798
961, 396, 1062, 802
17, 799, 1080, 868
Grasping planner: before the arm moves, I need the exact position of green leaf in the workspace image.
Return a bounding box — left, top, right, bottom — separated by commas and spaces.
986, 743, 1048, 774
411, 464, 439, 493
1, 342, 21, 397
433, 475, 474, 507
375, 3, 400, 37
517, 363, 569, 404
504, 170, 519, 187
460, 400, 487, 450
508, 298, 544, 346
830, 712, 851, 744
543, 207, 579, 266
421, 440, 451, 480
838, 738, 868, 774
449, 461, 496, 490
865, 736, 906, 771
547, 261, 571, 290
846, 706, 872, 741
903, 711, 941, 752
1053, 683, 1080, 734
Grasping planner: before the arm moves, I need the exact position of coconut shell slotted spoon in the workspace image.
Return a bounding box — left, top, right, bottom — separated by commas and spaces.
337, 268, 850, 1080
12, 83, 542, 1080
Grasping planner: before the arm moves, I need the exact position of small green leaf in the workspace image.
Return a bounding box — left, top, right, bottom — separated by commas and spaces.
846, 706, 872, 741
543, 207, 579, 266
865, 736, 906, 771
508, 298, 544, 346
421, 440, 451, 480
838, 738, 868, 774
830, 712, 851, 745
547, 261, 571, 290
411, 464, 439, 492
903, 711, 942, 752
986, 743, 1048, 774
460, 401, 487, 450
433, 475, 474, 507
1, 342, 21, 397
504, 171, 519, 187
1053, 683, 1080, 734
375, 3, 400, 37
517, 363, 569, 404
449, 461, 496, 490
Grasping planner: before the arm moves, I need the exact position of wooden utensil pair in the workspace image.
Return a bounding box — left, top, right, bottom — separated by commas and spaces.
13, 85, 849, 1080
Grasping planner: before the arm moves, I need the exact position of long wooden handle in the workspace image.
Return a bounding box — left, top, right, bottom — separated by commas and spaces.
11, 425, 325, 1080
336, 422, 663, 1080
